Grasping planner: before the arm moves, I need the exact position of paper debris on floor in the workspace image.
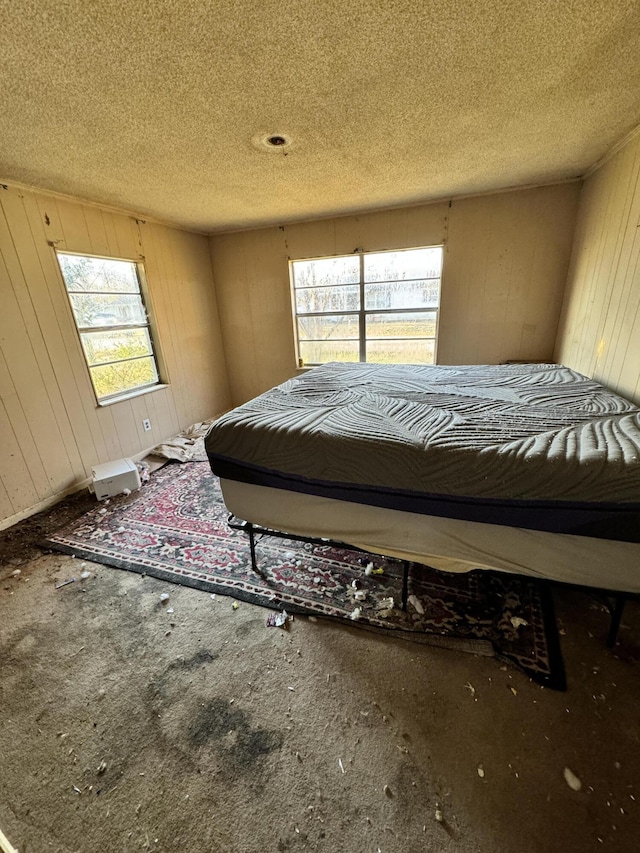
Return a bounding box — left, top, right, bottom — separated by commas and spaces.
266, 610, 289, 628
563, 767, 582, 791
149, 420, 215, 463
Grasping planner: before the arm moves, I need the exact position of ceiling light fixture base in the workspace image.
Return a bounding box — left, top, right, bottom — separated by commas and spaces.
252, 132, 296, 153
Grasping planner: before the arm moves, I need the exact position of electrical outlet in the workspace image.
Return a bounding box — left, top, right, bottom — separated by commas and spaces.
142, 418, 152, 432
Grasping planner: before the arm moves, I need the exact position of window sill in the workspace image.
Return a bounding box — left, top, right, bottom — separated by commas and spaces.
97, 383, 169, 407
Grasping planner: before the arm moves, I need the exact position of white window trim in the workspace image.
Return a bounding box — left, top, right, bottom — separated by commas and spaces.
96, 383, 170, 407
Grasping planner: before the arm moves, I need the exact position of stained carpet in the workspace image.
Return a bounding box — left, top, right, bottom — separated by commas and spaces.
44, 462, 565, 689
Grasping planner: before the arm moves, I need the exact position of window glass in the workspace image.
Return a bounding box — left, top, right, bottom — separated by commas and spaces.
366, 311, 437, 339
57, 252, 162, 402
89, 357, 159, 398
292, 256, 359, 287
364, 247, 442, 282
80, 328, 154, 366
364, 280, 440, 310
295, 285, 360, 314
291, 246, 442, 366
367, 338, 435, 364
299, 340, 360, 364
57, 254, 140, 293
297, 315, 360, 340
68, 293, 147, 328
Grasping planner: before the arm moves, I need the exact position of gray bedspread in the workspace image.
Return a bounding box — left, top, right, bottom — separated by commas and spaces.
206, 362, 640, 506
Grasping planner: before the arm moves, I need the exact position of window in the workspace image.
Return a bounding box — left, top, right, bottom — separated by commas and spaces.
290, 246, 443, 366
57, 252, 162, 403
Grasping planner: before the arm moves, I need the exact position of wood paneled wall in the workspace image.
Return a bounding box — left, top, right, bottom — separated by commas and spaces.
555, 132, 640, 403
0, 185, 230, 528
210, 183, 580, 405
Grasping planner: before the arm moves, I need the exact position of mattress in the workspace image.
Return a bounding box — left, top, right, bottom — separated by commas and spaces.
205, 362, 640, 542
220, 479, 640, 593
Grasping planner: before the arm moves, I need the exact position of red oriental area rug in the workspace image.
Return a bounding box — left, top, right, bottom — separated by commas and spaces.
44, 461, 565, 689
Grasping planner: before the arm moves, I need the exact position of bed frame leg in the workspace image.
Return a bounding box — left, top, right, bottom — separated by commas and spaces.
607, 594, 626, 648
401, 561, 410, 612
247, 522, 258, 573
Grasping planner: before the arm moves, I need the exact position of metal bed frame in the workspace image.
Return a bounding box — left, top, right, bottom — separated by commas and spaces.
228, 513, 630, 645
228, 514, 412, 611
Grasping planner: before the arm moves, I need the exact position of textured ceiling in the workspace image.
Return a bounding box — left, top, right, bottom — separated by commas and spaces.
1, 1, 640, 233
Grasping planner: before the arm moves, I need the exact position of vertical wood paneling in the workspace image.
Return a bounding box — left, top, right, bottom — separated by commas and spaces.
140, 222, 191, 424
174, 229, 230, 423
441, 186, 579, 366
54, 198, 93, 251
439, 197, 494, 364
211, 185, 580, 404
135, 221, 230, 438
598, 146, 640, 387
163, 228, 200, 426
612, 237, 640, 398
36, 195, 65, 245
555, 133, 640, 404
209, 232, 263, 406
100, 210, 121, 257
246, 228, 295, 395
108, 402, 141, 459
149, 387, 179, 440
577, 148, 626, 374
20, 191, 107, 466
134, 223, 181, 438
0, 350, 44, 508
80, 206, 110, 256
0, 186, 230, 528
0, 196, 80, 488
0, 467, 14, 521
0, 395, 38, 515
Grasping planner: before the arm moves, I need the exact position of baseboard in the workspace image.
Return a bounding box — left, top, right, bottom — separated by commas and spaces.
0, 445, 159, 532
0, 477, 93, 532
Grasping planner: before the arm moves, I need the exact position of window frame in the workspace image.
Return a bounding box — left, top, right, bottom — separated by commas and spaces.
56, 250, 166, 406
289, 245, 443, 367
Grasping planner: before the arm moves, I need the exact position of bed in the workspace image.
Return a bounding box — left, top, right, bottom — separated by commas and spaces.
205, 362, 640, 620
